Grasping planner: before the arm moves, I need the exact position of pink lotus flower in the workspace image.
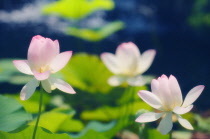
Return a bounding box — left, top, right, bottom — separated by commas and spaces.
135, 75, 204, 135
13, 35, 76, 100
101, 42, 156, 86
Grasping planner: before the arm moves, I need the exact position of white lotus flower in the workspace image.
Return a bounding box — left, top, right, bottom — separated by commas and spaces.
135, 74, 204, 135
101, 42, 156, 86
13, 35, 76, 100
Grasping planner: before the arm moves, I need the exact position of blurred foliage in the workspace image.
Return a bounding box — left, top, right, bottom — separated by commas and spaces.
194, 114, 210, 132
7, 92, 51, 114
61, 53, 113, 94
80, 86, 151, 123
189, 0, 210, 27
0, 59, 31, 84
42, 0, 124, 41
145, 129, 170, 139
29, 107, 84, 133
0, 95, 32, 132
66, 21, 124, 41
135, 119, 170, 139
173, 131, 192, 139
70, 121, 116, 139
43, 0, 114, 20
0, 59, 16, 83
71, 130, 109, 139
181, 112, 195, 125
81, 101, 152, 121
0, 126, 71, 139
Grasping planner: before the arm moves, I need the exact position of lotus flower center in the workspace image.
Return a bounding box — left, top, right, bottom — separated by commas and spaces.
163, 102, 178, 112
39, 65, 50, 73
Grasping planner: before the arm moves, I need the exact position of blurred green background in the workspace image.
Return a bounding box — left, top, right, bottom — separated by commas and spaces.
0, 0, 210, 138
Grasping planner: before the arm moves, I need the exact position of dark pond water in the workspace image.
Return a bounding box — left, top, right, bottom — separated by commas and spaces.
0, 0, 210, 110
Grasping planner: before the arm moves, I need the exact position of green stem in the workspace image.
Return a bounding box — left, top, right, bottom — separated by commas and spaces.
169, 130, 173, 139
130, 87, 135, 117
32, 86, 44, 139
123, 86, 134, 126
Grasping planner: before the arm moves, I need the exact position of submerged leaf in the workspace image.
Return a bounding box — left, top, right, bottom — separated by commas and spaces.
42, 0, 114, 19
0, 95, 32, 132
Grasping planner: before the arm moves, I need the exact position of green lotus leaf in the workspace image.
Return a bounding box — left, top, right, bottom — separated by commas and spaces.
61, 53, 113, 94
194, 114, 210, 132
43, 0, 114, 20
0, 126, 71, 139
66, 21, 124, 41
81, 101, 152, 121
7, 92, 51, 114
0, 95, 32, 132
29, 108, 84, 133
70, 121, 115, 139
71, 129, 109, 139
146, 129, 170, 139
0, 59, 33, 84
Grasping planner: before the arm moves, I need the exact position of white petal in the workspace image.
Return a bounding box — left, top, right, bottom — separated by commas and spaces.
50, 51, 72, 73
116, 42, 140, 75
20, 78, 39, 100
158, 75, 174, 110
157, 112, 173, 135
151, 79, 159, 94
138, 90, 163, 110
39, 38, 60, 67
41, 79, 52, 93
27, 36, 59, 70
33, 70, 50, 81
173, 105, 193, 115
137, 49, 156, 74
13, 60, 33, 75
177, 115, 194, 130
135, 112, 164, 123
127, 76, 146, 86
101, 53, 120, 74
108, 76, 125, 86
169, 75, 183, 106
182, 85, 204, 107
116, 42, 140, 60
49, 77, 76, 94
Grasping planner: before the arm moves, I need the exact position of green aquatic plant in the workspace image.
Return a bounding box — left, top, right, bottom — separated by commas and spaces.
0, 95, 32, 132
66, 21, 124, 41
61, 53, 113, 94
189, 0, 210, 27
43, 0, 114, 20
42, 0, 124, 42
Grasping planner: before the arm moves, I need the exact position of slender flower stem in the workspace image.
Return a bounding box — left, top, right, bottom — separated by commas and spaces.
123, 86, 134, 126
130, 87, 135, 117
169, 130, 173, 139
32, 86, 44, 139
